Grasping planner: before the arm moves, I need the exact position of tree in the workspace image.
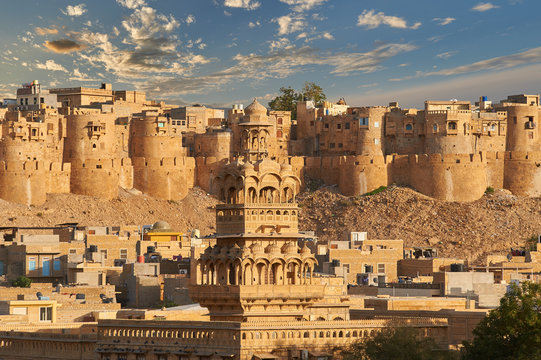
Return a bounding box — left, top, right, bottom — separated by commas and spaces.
302, 81, 326, 106
462, 282, 541, 360
268, 83, 326, 119
12, 276, 32, 288
268, 86, 302, 118
342, 326, 456, 360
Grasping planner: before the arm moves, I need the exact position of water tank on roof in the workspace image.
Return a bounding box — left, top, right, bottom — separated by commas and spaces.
482, 96, 488, 101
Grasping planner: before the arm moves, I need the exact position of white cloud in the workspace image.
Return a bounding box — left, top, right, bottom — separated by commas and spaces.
61, 4, 87, 17
436, 51, 457, 59
359, 63, 541, 109
322, 32, 334, 40
224, 0, 260, 10
36, 60, 69, 73
70, 68, 100, 81
426, 46, 541, 76
472, 2, 499, 11
248, 21, 261, 28
138, 42, 415, 97
279, 0, 327, 12
121, 6, 179, 41
186, 15, 195, 24
116, 0, 146, 9
274, 15, 305, 35
269, 38, 291, 51
35, 27, 59, 36
433, 17, 455, 26
357, 10, 421, 30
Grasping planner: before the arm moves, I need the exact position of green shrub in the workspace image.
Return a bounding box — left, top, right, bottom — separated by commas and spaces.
485, 187, 495, 194
12, 276, 32, 288
363, 186, 387, 196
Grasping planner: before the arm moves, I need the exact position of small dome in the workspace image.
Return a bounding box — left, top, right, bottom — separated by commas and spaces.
266, 243, 281, 255
204, 245, 213, 255
242, 162, 255, 171
255, 158, 281, 173
300, 244, 311, 256
280, 163, 293, 172
282, 242, 298, 254
151, 221, 172, 232
244, 99, 267, 116
212, 245, 221, 255
241, 246, 252, 257
250, 242, 264, 255
229, 243, 241, 256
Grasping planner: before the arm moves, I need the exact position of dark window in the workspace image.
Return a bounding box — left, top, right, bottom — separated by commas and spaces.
337, 124, 342, 129
338, 143, 343, 148
345, 122, 350, 129
405, 124, 413, 131
330, 143, 335, 148
325, 123, 329, 129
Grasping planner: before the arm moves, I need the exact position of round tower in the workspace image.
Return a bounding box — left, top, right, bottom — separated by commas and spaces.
64, 112, 117, 162
501, 103, 541, 152
354, 106, 386, 156
64, 112, 120, 198
130, 115, 184, 159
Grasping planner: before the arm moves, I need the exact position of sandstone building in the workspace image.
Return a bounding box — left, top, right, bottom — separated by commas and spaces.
2, 81, 541, 206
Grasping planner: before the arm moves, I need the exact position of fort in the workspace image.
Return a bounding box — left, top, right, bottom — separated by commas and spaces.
1, 81, 541, 205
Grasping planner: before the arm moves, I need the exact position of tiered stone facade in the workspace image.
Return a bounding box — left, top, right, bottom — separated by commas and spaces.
2, 84, 541, 205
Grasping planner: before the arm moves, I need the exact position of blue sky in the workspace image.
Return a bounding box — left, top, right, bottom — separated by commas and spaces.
0, 0, 540, 108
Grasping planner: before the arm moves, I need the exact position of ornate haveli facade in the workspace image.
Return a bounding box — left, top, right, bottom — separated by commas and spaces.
1, 81, 541, 205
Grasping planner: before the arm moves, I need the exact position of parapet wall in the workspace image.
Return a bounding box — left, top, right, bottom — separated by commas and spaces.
0, 161, 70, 205
297, 150, 541, 201
133, 157, 196, 200
70, 158, 130, 200
0, 150, 540, 204
503, 151, 541, 196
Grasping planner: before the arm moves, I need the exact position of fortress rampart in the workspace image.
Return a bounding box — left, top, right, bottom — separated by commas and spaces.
70, 158, 132, 200
251, 150, 541, 202
2, 94, 541, 204
133, 157, 196, 201
0, 161, 70, 205
503, 151, 541, 196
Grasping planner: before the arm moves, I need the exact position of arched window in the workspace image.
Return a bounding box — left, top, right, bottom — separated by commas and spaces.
448, 121, 457, 130
405, 124, 413, 131
277, 130, 283, 138
277, 117, 283, 125
433, 124, 438, 132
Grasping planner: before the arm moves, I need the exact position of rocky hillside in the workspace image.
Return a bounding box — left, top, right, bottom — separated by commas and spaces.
297, 185, 541, 264
0, 186, 539, 264
0, 188, 219, 236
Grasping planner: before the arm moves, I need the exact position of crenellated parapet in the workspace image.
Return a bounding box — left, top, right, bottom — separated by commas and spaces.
503, 151, 541, 196
69, 158, 129, 200
0, 160, 70, 205
132, 156, 196, 200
